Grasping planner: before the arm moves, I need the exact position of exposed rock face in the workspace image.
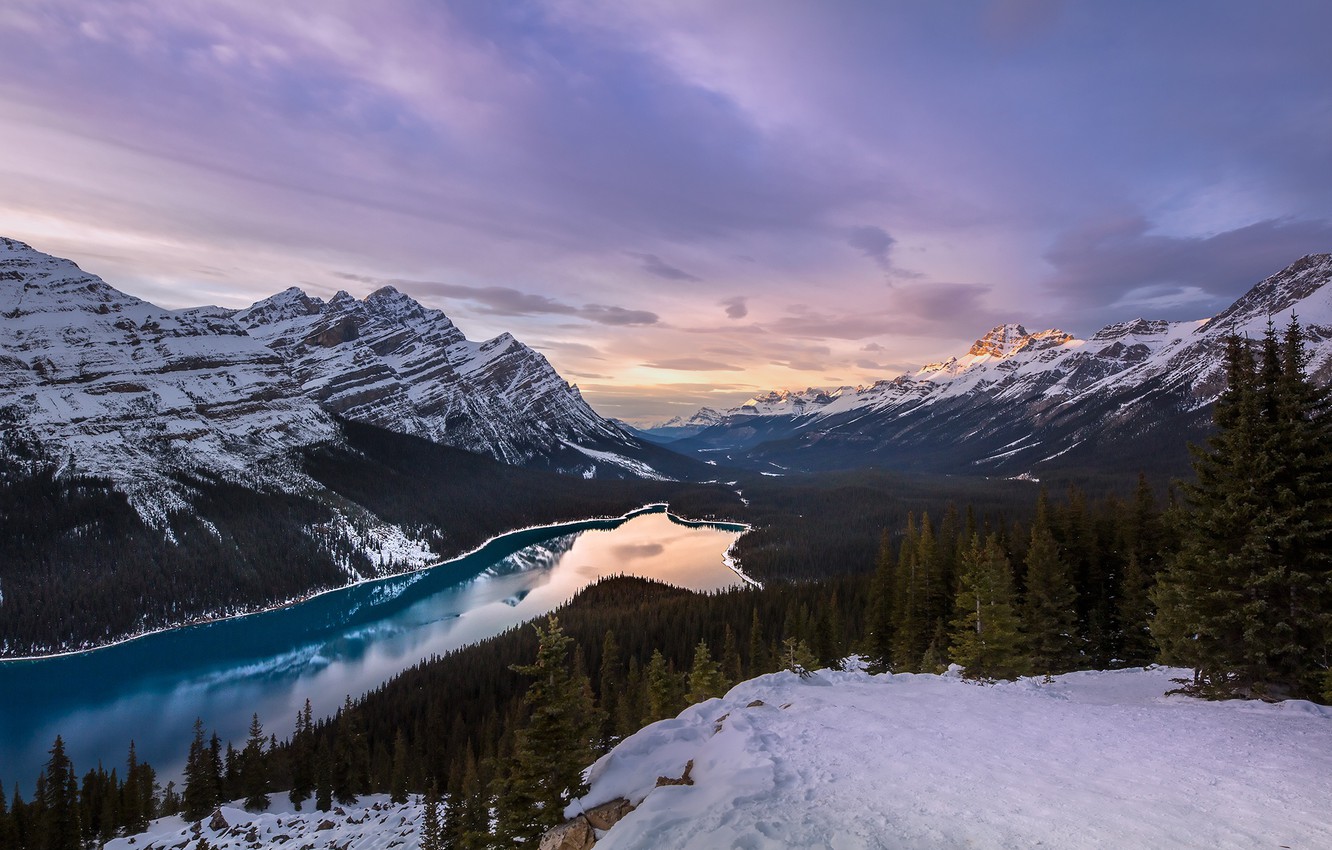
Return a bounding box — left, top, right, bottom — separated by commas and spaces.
537, 798, 635, 850
582, 798, 635, 831
538, 817, 596, 850
675, 254, 1332, 477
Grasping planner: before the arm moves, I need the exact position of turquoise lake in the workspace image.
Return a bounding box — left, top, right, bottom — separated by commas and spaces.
0, 507, 746, 790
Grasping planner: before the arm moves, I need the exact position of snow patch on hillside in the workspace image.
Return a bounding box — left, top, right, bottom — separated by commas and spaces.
103, 794, 423, 850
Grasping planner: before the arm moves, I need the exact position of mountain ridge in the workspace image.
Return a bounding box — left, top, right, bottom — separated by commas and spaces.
665, 253, 1332, 478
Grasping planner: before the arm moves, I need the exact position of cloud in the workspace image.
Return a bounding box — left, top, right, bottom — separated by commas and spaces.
580, 304, 660, 325
337, 274, 659, 326
629, 252, 701, 281
641, 357, 744, 371
1043, 215, 1332, 317
720, 295, 748, 319
846, 225, 896, 271
532, 340, 606, 359
860, 342, 886, 352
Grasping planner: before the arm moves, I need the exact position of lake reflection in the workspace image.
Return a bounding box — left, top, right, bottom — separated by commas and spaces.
0, 508, 744, 788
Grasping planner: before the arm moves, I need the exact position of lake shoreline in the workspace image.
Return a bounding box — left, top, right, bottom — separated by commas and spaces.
1, 503, 751, 664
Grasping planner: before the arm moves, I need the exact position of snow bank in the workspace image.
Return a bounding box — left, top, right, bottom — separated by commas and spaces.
574, 666, 1332, 849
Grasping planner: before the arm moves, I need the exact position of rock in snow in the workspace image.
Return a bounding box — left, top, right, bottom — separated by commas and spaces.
107, 667, 1332, 850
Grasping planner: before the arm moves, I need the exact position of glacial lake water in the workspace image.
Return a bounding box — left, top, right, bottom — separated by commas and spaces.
0, 506, 746, 791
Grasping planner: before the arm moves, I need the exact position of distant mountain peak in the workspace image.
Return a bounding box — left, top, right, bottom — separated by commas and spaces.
967, 324, 1074, 360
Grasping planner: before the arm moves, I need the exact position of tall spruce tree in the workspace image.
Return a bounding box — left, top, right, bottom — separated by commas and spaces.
686, 640, 729, 703
42, 736, 81, 850
496, 616, 598, 844
1022, 493, 1080, 674
866, 529, 896, 672
949, 534, 1025, 680
241, 713, 270, 811
182, 719, 217, 821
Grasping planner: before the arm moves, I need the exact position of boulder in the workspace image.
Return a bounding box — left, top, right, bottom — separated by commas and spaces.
583, 798, 635, 831
537, 816, 595, 850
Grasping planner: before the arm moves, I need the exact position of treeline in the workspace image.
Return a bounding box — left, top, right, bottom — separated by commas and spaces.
865, 477, 1170, 678
1154, 322, 1332, 700
0, 737, 158, 850
867, 319, 1332, 701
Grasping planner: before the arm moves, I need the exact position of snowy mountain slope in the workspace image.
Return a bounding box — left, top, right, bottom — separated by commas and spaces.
568, 666, 1332, 849
234, 286, 654, 474
676, 254, 1332, 477
0, 237, 337, 516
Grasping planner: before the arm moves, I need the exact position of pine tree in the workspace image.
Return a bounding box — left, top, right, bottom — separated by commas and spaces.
314, 741, 333, 812
597, 630, 622, 748
390, 731, 410, 805
866, 529, 895, 672
949, 534, 1026, 680
720, 624, 743, 686
1115, 475, 1164, 668
781, 636, 819, 678
645, 649, 682, 723
289, 701, 314, 810
747, 608, 768, 675
1022, 493, 1080, 674
455, 747, 489, 850
241, 713, 270, 811
686, 640, 728, 703
42, 735, 81, 850
333, 696, 369, 804
420, 781, 443, 850
496, 616, 598, 844
182, 719, 217, 821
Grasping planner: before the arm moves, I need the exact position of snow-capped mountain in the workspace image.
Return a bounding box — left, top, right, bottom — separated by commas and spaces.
0, 237, 336, 517
0, 239, 682, 517
234, 285, 649, 473
676, 254, 1332, 477
632, 407, 729, 443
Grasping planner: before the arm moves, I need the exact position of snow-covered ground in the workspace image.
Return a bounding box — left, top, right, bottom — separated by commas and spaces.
107, 666, 1332, 849
577, 665, 1332, 849
103, 793, 423, 850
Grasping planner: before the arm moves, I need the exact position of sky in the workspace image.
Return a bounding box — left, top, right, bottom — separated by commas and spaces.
2, 1, 1331, 424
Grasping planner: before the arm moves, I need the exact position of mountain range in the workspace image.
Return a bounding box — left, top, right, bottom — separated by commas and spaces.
0, 237, 684, 523
651, 253, 1332, 480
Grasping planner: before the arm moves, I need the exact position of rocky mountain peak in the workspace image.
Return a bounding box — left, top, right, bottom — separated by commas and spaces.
967, 324, 1073, 359
1208, 253, 1332, 331
968, 324, 1031, 358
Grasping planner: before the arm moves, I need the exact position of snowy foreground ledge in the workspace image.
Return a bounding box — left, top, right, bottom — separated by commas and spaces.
106, 667, 1332, 850
573, 666, 1332, 849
